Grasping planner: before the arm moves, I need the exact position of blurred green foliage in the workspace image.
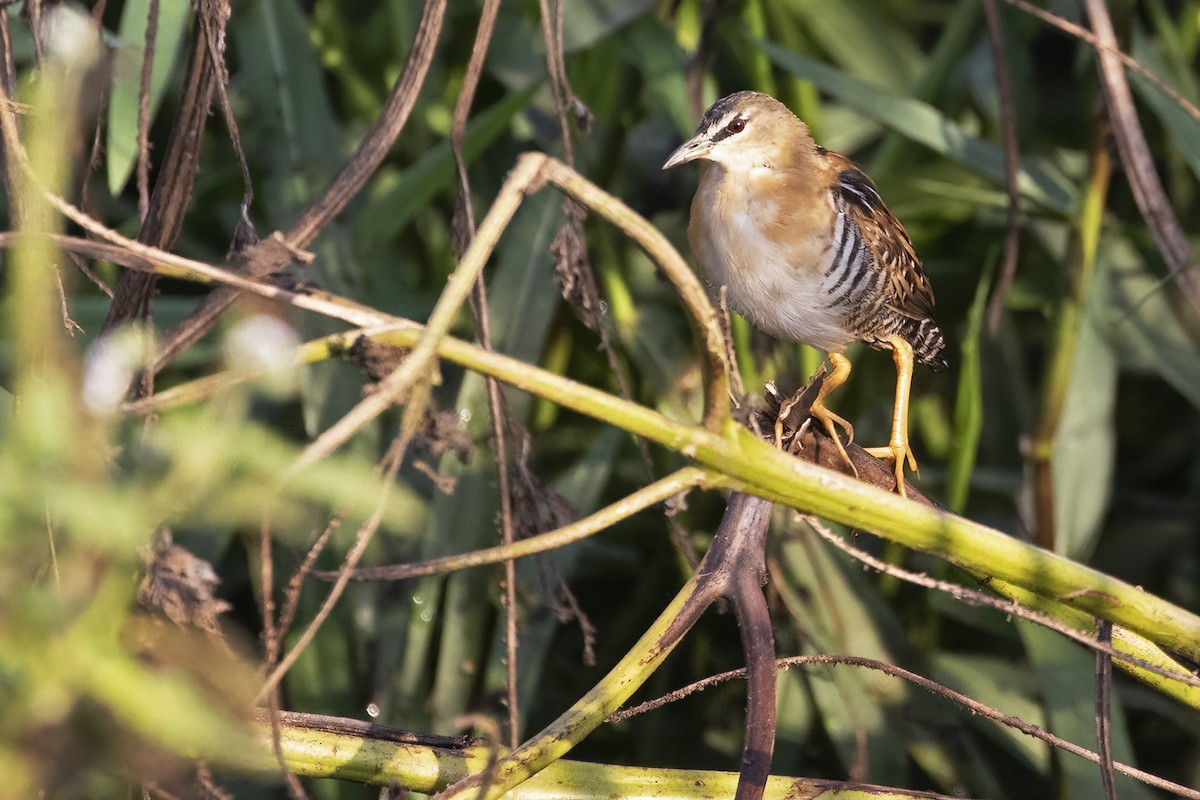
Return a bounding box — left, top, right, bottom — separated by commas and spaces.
1, 0, 1199, 798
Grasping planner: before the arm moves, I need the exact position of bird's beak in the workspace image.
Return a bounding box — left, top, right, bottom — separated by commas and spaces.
662, 133, 712, 170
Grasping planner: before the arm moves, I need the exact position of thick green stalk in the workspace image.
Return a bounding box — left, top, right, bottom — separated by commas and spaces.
151, 320, 1200, 668
309, 325, 1200, 666
436, 568, 708, 800
140, 322, 1200, 668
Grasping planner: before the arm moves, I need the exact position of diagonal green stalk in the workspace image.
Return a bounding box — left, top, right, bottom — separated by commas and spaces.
432, 492, 773, 800
434, 563, 709, 800
329, 325, 1200, 664
314, 467, 715, 581
139, 321, 1200, 670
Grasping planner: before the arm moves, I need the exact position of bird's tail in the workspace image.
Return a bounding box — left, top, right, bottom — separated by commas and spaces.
906, 317, 948, 371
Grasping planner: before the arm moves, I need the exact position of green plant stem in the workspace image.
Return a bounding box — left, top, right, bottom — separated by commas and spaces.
1031, 121, 1113, 548
435, 554, 710, 800
433, 490, 773, 800
140, 321, 1200, 668
345, 326, 1200, 663
313, 467, 715, 581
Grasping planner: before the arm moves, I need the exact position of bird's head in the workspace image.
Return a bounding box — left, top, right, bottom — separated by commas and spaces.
662, 91, 812, 172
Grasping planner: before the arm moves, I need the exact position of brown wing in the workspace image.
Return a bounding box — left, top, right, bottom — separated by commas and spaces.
827, 155, 936, 321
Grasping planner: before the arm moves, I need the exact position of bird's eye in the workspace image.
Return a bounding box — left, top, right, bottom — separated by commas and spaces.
726, 117, 746, 134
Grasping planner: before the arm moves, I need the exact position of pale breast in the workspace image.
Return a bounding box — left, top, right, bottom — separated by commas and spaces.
688, 165, 858, 352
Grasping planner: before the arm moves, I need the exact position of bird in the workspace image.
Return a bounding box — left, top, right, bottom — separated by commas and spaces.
662, 91, 947, 498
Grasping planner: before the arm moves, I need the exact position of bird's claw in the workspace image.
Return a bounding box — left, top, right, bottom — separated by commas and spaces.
811, 401, 857, 478
864, 442, 919, 498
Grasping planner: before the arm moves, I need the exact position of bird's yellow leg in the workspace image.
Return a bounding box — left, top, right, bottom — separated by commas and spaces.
808, 352, 856, 476
864, 335, 919, 497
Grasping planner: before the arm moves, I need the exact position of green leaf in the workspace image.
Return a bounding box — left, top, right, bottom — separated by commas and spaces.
789, 0, 924, 93
106, 0, 191, 196
934, 653, 1048, 775
1048, 287, 1116, 560
946, 253, 992, 513
775, 527, 910, 780
1098, 235, 1200, 410
758, 43, 1076, 214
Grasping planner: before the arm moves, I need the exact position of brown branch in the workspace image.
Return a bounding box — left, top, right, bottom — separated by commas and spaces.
450, 0, 498, 238
0, 24, 24, 226
259, 515, 280, 674
65, 250, 113, 297
0, 231, 398, 329
196, 0, 253, 225
537, 0, 590, 165
135, 0, 159, 223
0, 5, 14, 96
1005, 0, 1200, 125
256, 709, 475, 749
285, 0, 445, 250
103, 4, 223, 334
79, 71, 107, 220
256, 411, 421, 703
1083, 0, 1200, 325
724, 494, 776, 800
277, 517, 340, 642
1095, 620, 1117, 800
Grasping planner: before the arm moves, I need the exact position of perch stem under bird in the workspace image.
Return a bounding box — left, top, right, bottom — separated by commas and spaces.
663, 91, 947, 498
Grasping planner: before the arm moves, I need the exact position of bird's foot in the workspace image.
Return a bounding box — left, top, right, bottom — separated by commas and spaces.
810, 401, 857, 478
773, 389, 806, 450
864, 441, 918, 498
